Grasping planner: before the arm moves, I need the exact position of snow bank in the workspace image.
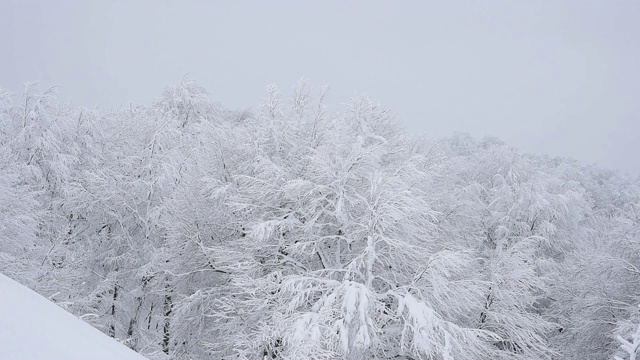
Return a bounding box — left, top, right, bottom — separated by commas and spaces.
0, 273, 147, 360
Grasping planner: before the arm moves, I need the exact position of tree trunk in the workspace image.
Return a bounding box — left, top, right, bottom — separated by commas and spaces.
109, 283, 118, 338
162, 282, 173, 355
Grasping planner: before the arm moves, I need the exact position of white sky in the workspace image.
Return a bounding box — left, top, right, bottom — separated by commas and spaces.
1, 1, 638, 175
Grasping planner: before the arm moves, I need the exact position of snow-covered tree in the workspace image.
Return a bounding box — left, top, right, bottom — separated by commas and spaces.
2, 79, 639, 360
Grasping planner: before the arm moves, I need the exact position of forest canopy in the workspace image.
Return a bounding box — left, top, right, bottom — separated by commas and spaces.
1, 80, 639, 359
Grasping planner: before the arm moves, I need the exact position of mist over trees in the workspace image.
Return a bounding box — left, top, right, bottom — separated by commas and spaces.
1, 80, 639, 359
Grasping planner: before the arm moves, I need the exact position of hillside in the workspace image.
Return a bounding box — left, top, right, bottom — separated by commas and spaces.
0, 273, 147, 360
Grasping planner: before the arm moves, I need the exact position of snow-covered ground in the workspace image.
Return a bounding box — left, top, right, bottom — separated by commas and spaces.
0, 273, 147, 360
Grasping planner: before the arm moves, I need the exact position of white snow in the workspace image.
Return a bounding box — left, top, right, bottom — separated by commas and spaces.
0, 273, 148, 360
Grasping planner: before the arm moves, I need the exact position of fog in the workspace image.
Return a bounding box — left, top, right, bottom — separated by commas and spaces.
1, 1, 638, 174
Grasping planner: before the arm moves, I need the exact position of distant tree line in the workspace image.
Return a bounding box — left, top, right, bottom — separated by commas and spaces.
1, 80, 639, 359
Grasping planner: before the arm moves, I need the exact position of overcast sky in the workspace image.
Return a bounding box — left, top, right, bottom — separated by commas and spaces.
1, 1, 638, 175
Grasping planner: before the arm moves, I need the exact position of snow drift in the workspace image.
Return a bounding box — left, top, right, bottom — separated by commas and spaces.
0, 273, 147, 360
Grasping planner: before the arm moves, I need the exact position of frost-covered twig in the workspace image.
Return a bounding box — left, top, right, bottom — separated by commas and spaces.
615, 305, 640, 360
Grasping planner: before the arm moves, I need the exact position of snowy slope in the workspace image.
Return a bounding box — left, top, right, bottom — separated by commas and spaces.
0, 273, 148, 360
